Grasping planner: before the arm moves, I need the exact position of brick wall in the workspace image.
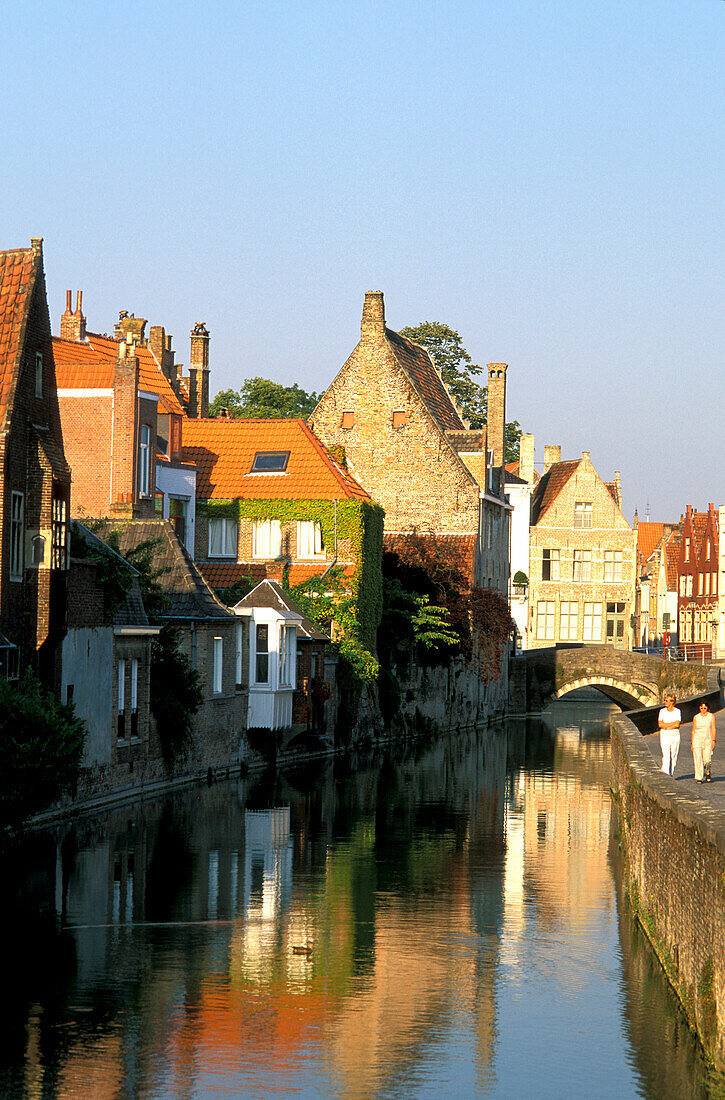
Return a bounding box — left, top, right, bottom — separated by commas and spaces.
611, 697, 725, 1071
60, 395, 113, 517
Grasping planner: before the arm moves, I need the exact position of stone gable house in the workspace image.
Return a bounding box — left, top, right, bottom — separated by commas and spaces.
307, 291, 510, 597
0, 239, 71, 687
676, 503, 719, 658
53, 296, 207, 555
528, 447, 636, 649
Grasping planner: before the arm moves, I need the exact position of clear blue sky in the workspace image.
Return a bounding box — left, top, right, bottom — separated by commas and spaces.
5, 0, 723, 522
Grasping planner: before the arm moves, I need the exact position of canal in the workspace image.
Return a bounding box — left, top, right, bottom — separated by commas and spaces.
0, 697, 717, 1098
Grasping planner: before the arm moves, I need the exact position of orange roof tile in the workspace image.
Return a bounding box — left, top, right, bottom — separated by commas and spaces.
665, 531, 680, 591
637, 522, 664, 562
530, 460, 581, 524
182, 418, 373, 501
0, 245, 36, 430
53, 331, 185, 415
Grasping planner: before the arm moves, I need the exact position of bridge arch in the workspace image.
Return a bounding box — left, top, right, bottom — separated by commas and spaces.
550, 677, 659, 710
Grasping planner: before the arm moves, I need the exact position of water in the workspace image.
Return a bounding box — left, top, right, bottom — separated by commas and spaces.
0, 696, 716, 1098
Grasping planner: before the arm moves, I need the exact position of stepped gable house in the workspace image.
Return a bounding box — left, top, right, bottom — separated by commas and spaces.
633, 520, 678, 648
0, 239, 71, 685
308, 291, 510, 594
53, 296, 204, 555
181, 416, 381, 594
677, 503, 719, 658
527, 446, 636, 649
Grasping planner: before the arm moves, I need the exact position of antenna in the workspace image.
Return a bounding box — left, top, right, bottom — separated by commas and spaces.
645, 499, 650, 522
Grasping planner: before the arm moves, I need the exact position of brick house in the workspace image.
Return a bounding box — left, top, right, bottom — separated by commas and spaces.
528, 447, 636, 649
54, 296, 203, 555
0, 239, 71, 687
633, 521, 678, 648
308, 291, 511, 597
676, 503, 719, 658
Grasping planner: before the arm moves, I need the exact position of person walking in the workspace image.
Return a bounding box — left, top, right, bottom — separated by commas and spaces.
691, 700, 716, 783
658, 693, 682, 776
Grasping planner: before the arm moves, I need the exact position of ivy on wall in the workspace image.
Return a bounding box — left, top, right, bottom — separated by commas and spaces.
198, 497, 384, 682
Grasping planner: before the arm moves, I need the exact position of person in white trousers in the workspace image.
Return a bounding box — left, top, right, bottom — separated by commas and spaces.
658, 693, 682, 776
691, 700, 716, 783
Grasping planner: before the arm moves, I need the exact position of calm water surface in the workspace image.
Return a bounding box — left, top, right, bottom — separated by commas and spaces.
0, 697, 718, 1098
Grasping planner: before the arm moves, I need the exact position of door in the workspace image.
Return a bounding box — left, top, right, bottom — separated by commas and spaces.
606, 602, 626, 649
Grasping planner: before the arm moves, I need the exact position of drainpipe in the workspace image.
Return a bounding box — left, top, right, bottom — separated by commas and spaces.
190, 620, 196, 670
320, 500, 338, 581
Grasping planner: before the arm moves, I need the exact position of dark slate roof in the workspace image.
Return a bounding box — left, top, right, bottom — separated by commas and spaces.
530, 460, 581, 525
385, 328, 466, 433
504, 469, 528, 486
445, 430, 484, 453
108, 519, 234, 621
234, 579, 329, 642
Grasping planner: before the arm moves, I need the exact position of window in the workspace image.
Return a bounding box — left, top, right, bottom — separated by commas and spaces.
32, 535, 46, 565
536, 601, 555, 641
340, 411, 355, 429
603, 550, 623, 582
250, 451, 290, 473
213, 637, 223, 694
583, 602, 602, 641
542, 548, 559, 581
679, 577, 685, 597
52, 489, 68, 570
208, 517, 238, 558
279, 625, 296, 688
35, 352, 43, 398
255, 624, 269, 683
560, 601, 578, 641
138, 424, 151, 496
10, 492, 23, 581
687, 575, 693, 597
0, 643, 19, 681
235, 621, 244, 690
392, 410, 409, 428
685, 538, 690, 562
169, 497, 187, 544
705, 572, 710, 596
574, 502, 592, 529
573, 549, 591, 581
117, 658, 126, 740
297, 520, 325, 559
253, 519, 281, 559
130, 659, 138, 738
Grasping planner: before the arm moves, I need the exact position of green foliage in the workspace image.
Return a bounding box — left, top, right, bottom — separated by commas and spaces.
513, 570, 528, 586
412, 598, 459, 651
70, 524, 133, 615
151, 626, 203, 765
209, 377, 321, 420
400, 320, 523, 459
0, 673, 85, 826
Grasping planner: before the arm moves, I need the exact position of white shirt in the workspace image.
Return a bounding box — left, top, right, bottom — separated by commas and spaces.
658, 707, 682, 727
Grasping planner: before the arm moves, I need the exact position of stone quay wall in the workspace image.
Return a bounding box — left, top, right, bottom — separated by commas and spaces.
611, 668, 725, 1071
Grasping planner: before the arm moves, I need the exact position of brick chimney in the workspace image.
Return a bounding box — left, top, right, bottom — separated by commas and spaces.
361, 291, 386, 344
149, 325, 178, 391
519, 433, 535, 484
110, 338, 140, 511
543, 444, 561, 473
60, 290, 86, 342
486, 363, 507, 469
188, 322, 210, 418
114, 311, 147, 345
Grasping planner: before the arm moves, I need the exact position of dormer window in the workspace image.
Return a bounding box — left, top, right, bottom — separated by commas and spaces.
250, 451, 290, 473
340, 411, 355, 430
35, 352, 43, 398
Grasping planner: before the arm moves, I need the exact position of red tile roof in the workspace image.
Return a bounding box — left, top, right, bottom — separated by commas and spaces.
386, 329, 466, 433
198, 562, 266, 590
182, 418, 373, 501
54, 331, 185, 415
530, 460, 581, 524
637, 522, 664, 562
665, 531, 680, 591
0, 245, 36, 430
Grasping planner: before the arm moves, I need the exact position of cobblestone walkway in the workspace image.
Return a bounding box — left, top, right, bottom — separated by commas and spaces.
642, 710, 725, 811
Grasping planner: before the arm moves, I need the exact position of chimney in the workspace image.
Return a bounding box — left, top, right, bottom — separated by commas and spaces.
60, 290, 86, 342
582, 450, 590, 461
110, 340, 139, 510
543, 444, 561, 473
149, 325, 178, 390
614, 471, 622, 508
486, 363, 507, 469
188, 322, 210, 418
361, 291, 386, 344
519, 433, 535, 484
114, 311, 147, 345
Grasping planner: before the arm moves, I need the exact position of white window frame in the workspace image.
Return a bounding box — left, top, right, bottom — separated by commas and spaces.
118, 659, 126, 714
536, 601, 555, 641
279, 625, 296, 688
603, 550, 623, 582
35, 351, 43, 398
559, 601, 578, 641
542, 548, 559, 581
253, 519, 282, 560
213, 636, 223, 694
297, 520, 325, 560
10, 492, 24, 581
255, 623, 269, 684
572, 549, 591, 581
138, 424, 151, 497
208, 517, 238, 558
583, 602, 602, 642
574, 502, 592, 529
235, 621, 244, 689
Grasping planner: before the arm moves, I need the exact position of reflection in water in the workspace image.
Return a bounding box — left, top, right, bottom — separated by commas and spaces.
0, 701, 716, 1098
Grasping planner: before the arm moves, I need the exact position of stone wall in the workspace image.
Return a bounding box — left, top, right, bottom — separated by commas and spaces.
611, 671, 725, 1071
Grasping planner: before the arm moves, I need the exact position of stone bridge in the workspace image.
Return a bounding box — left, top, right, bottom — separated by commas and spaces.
510, 644, 710, 712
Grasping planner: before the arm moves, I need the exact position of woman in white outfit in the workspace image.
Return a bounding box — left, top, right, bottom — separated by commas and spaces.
691, 701, 716, 783
658, 693, 681, 776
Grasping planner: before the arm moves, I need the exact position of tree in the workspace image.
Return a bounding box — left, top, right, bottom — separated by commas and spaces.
209, 378, 320, 420
399, 321, 522, 461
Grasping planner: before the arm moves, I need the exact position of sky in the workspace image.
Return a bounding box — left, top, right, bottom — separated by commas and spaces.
4, 0, 723, 523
